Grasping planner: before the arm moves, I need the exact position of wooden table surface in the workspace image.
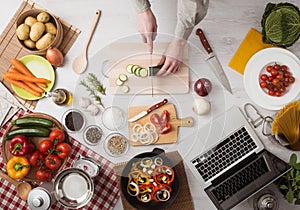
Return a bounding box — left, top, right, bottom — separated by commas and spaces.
1, 0, 300, 209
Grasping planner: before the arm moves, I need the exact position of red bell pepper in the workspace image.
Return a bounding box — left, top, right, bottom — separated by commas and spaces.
8, 135, 35, 156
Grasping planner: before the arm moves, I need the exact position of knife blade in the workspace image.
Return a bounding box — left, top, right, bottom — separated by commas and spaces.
196, 28, 232, 94
128, 98, 168, 122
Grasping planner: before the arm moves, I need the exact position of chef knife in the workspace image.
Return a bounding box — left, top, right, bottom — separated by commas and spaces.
128, 98, 168, 122
196, 28, 232, 94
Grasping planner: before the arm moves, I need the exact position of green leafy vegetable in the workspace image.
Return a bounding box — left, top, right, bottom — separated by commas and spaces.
261, 2, 300, 47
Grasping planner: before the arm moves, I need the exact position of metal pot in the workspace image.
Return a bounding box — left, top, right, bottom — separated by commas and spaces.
120, 148, 180, 210
72, 155, 101, 178
53, 168, 94, 209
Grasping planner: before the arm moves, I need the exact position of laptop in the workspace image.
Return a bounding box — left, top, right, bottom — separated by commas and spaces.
178, 106, 290, 210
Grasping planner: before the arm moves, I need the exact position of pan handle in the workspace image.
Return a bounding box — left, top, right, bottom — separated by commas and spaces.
152, 148, 165, 156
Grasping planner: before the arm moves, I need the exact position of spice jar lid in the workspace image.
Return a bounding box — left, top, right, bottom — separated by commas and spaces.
83, 125, 103, 146
62, 108, 86, 133
104, 132, 129, 157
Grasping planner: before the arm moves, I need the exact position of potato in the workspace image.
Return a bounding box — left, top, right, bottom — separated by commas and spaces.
16, 24, 30, 40
24, 16, 37, 27
45, 22, 57, 35
36, 33, 55, 50
37, 12, 50, 23
24, 39, 36, 49
29, 22, 45, 41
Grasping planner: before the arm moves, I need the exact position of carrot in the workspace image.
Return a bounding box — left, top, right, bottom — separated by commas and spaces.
2, 74, 41, 97
11, 58, 47, 88
4, 72, 51, 83
8, 68, 45, 93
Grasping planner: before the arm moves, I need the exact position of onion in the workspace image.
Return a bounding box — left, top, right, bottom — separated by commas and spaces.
192, 98, 211, 115
46, 47, 64, 67
194, 78, 212, 96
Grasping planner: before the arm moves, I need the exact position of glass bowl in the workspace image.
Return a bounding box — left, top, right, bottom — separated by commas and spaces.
83, 125, 103, 146
101, 106, 126, 131
62, 108, 86, 133
104, 133, 129, 157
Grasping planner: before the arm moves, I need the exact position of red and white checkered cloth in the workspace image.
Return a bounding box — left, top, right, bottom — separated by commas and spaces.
0, 109, 120, 210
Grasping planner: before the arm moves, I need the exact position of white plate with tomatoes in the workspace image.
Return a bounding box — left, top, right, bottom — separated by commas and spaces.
244, 47, 300, 110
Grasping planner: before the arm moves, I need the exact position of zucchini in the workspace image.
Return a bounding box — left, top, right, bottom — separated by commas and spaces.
138, 68, 148, 77
3, 127, 51, 140
11, 117, 54, 127
131, 65, 141, 75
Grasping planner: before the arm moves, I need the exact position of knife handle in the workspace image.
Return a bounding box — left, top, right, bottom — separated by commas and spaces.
195, 28, 213, 54
147, 99, 168, 113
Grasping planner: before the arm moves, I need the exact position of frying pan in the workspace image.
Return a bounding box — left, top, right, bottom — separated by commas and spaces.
120, 148, 180, 210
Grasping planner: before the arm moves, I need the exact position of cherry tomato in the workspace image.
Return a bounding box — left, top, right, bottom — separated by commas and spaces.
266, 65, 272, 72
45, 154, 61, 170
260, 74, 268, 81
268, 90, 275, 96
284, 72, 291, 78
36, 168, 52, 181
281, 65, 288, 72
56, 143, 72, 159
272, 78, 280, 86
260, 81, 267, 88
29, 151, 45, 167
39, 140, 54, 155
275, 91, 281, 97
49, 129, 65, 145
271, 69, 278, 77
279, 87, 286, 94
288, 76, 295, 84
273, 64, 280, 70
276, 73, 284, 80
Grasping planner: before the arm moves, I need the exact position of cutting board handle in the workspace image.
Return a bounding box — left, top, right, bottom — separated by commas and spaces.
175, 117, 194, 127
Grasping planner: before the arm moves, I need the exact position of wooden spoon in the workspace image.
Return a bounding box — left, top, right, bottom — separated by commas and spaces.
72, 10, 101, 74
0, 170, 32, 201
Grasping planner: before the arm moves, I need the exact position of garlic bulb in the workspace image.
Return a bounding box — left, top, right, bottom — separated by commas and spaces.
79, 97, 91, 108
86, 104, 100, 116
192, 98, 211, 115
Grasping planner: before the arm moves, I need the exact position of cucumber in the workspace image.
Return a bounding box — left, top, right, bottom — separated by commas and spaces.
115, 78, 124, 86
4, 127, 51, 140
11, 117, 54, 127
118, 74, 128, 82
138, 68, 148, 77
126, 64, 134, 74
121, 85, 130, 93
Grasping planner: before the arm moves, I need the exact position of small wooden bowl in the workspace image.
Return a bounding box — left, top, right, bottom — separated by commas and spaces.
16, 9, 63, 55
2, 113, 68, 182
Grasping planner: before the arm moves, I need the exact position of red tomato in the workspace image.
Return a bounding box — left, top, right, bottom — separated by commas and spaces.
260, 74, 268, 81
39, 140, 54, 155
29, 151, 45, 167
260, 81, 267, 88
266, 65, 272, 72
45, 154, 61, 170
281, 65, 288, 72
284, 72, 291, 78
160, 110, 169, 126
273, 64, 280, 70
49, 129, 65, 145
56, 143, 72, 159
288, 76, 295, 84
36, 168, 52, 181
271, 69, 278, 77
268, 90, 275, 96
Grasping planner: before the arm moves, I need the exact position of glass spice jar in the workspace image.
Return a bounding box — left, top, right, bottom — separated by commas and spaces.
83, 125, 103, 145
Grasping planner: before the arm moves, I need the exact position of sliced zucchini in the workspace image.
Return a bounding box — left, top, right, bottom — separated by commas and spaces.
118, 74, 128, 82
134, 67, 142, 77
121, 85, 130, 93
115, 78, 124, 86
138, 68, 148, 78
131, 65, 141, 74
126, 64, 134, 74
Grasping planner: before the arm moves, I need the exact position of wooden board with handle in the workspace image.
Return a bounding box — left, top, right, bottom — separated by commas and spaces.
128, 103, 193, 145
108, 42, 189, 95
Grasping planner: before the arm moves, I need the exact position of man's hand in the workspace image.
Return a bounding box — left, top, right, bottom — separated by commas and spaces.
156, 39, 186, 76
137, 9, 157, 54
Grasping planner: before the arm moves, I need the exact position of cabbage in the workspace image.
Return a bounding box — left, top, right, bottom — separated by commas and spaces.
261, 2, 300, 47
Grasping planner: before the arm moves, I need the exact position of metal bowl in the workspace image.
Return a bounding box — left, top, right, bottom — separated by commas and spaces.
53, 168, 94, 209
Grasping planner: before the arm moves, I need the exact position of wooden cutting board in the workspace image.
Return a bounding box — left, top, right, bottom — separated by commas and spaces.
128, 103, 193, 146
108, 43, 189, 94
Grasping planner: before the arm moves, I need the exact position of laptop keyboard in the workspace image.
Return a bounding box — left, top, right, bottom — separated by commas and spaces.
191, 126, 257, 182
211, 156, 269, 203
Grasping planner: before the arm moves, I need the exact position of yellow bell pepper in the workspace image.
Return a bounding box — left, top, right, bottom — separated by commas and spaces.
6, 156, 30, 179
